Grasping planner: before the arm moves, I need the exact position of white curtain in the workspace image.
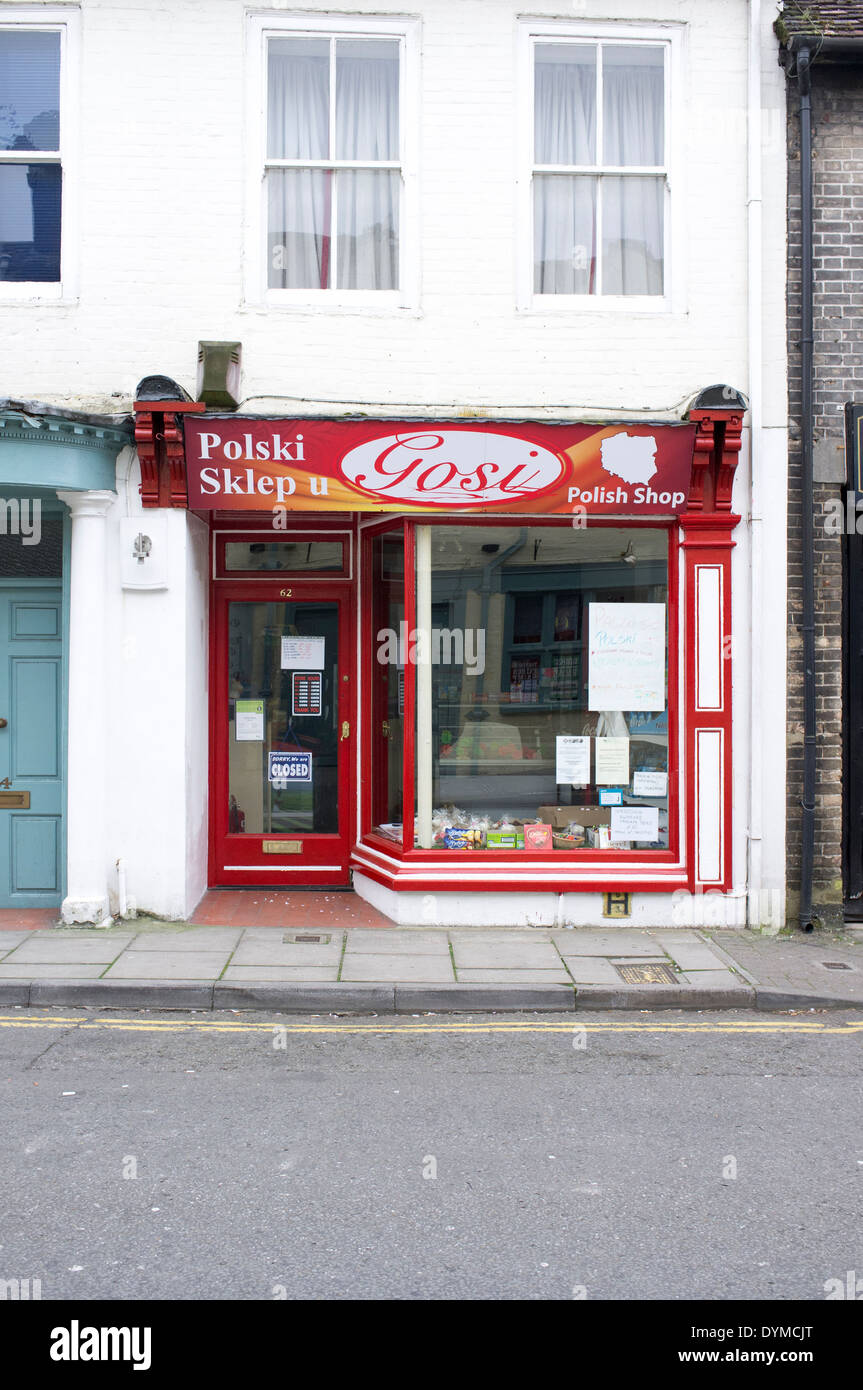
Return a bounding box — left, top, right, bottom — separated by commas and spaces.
534, 49, 664, 295
267, 41, 399, 290
602, 62, 664, 294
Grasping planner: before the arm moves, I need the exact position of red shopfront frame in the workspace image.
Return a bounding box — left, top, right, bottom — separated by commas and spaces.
193, 400, 741, 900
208, 519, 357, 888
354, 514, 689, 896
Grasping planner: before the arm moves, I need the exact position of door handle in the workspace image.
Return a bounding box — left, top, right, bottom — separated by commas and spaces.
340, 721, 350, 741
382, 719, 390, 738
0, 719, 6, 729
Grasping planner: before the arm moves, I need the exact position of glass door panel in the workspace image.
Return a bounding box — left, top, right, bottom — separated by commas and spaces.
227, 601, 339, 836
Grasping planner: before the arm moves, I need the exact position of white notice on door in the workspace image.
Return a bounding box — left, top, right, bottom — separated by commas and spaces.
281, 636, 326, 670
555, 735, 590, 786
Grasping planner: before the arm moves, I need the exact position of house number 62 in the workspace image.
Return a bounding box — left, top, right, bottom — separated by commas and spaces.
279, 589, 292, 598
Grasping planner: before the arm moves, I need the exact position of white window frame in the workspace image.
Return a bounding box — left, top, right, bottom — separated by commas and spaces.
0, 5, 78, 302
245, 11, 420, 312
517, 18, 685, 315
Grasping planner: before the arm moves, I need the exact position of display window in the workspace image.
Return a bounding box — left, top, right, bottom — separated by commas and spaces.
362, 518, 677, 861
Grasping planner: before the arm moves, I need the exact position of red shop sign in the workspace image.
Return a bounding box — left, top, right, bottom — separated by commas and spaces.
183, 417, 696, 516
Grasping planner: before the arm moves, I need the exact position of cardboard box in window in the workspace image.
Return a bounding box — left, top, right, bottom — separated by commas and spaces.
538, 805, 612, 828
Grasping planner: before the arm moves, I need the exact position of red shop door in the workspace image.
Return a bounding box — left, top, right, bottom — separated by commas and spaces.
211, 583, 355, 886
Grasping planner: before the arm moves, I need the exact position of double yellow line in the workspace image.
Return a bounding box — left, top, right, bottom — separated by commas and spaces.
0, 1013, 862, 1037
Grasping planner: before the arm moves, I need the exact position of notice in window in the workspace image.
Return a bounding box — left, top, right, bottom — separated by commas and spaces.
235, 699, 264, 741
555, 735, 590, 786
268, 751, 312, 784
632, 769, 668, 797
292, 671, 322, 717
281, 636, 326, 670
610, 806, 659, 842
595, 736, 630, 785
588, 603, 665, 711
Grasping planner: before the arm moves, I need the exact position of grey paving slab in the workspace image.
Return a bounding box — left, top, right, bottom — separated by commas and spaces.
0, 963, 107, 979
448, 930, 552, 942
340, 954, 454, 983
124, 929, 244, 952
230, 940, 343, 968
221, 965, 340, 983
649, 931, 705, 945
240, 927, 345, 944
455, 967, 573, 984
103, 951, 231, 980
0, 933, 32, 954
562, 958, 624, 985
661, 943, 729, 971
7, 937, 132, 964
343, 930, 450, 956
451, 940, 563, 970
555, 932, 667, 957
678, 969, 747, 987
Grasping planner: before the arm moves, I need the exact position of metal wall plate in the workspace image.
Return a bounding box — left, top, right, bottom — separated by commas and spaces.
262, 840, 302, 854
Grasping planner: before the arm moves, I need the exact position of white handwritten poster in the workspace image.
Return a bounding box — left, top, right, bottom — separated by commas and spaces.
588, 603, 666, 712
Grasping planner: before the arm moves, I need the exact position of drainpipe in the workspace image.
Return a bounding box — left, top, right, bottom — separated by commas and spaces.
796, 43, 817, 931
747, 0, 764, 928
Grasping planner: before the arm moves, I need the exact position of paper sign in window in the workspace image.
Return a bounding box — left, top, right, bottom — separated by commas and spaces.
292, 671, 322, 717
268, 751, 312, 784
281, 636, 325, 670
588, 603, 666, 711
595, 737, 630, 785
555, 735, 590, 785
235, 699, 264, 741
632, 770, 668, 797
610, 806, 659, 842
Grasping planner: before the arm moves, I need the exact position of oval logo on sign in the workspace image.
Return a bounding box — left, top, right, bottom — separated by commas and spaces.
339, 431, 566, 508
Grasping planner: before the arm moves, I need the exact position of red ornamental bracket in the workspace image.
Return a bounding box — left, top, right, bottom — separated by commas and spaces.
133, 400, 206, 508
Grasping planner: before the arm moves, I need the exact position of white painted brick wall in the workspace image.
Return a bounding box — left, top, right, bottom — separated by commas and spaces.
0, 0, 787, 426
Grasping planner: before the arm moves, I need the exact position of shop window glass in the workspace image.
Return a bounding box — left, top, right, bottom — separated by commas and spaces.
224, 540, 344, 573
227, 601, 339, 834
412, 525, 669, 852
371, 530, 405, 840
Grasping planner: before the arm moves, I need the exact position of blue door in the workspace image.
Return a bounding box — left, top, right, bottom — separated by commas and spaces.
0, 586, 64, 907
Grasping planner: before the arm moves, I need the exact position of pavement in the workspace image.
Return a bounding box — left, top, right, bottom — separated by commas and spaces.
1, 920, 862, 1013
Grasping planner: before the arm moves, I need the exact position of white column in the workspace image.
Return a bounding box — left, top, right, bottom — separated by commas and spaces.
57, 489, 115, 924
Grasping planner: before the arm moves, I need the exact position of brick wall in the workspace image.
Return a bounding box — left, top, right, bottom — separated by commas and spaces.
786, 64, 863, 926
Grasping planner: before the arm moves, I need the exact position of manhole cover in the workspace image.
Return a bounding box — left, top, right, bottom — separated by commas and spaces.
285, 933, 331, 945
616, 962, 678, 985
821, 961, 853, 971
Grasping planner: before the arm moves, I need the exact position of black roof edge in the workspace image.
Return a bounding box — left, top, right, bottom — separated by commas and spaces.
785, 34, 863, 67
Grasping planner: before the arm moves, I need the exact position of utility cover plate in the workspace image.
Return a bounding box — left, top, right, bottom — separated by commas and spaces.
616, 962, 678, 985
284, 933, 331, 945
